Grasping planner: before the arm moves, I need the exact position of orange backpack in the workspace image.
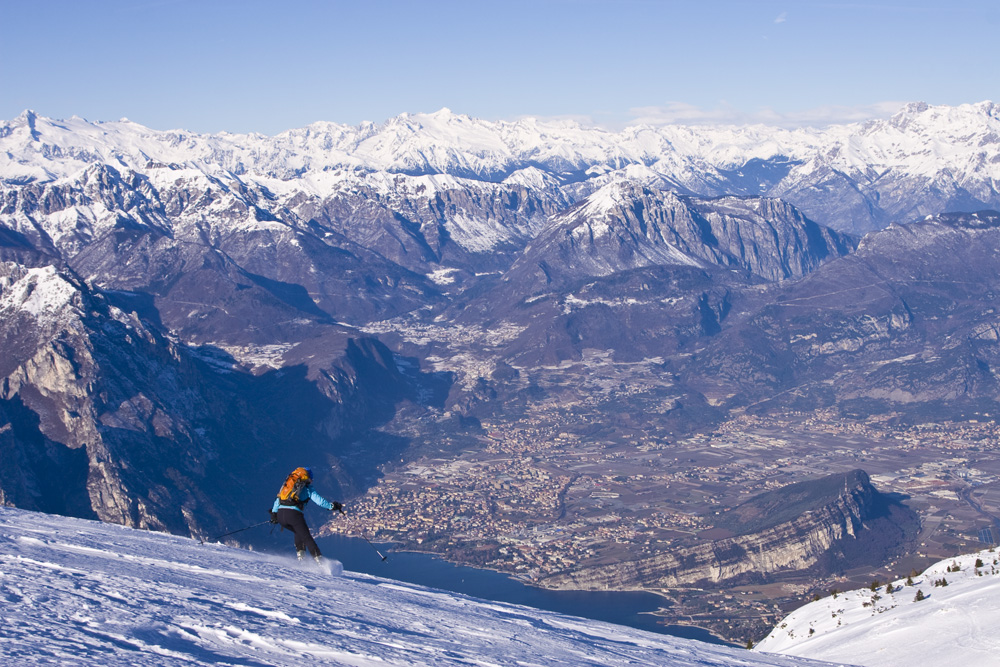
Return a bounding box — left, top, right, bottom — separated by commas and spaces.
277, 467, 312, 507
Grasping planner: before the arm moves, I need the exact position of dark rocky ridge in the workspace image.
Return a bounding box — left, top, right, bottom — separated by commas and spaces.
677, 210, 1000, 414
0, 261, 430, 536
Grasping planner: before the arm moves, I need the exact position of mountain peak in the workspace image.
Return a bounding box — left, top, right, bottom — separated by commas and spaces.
4, 102, 1000, 233
0, 265, 80, 320
885, 99, 999, 133
579, 178, 653, 216
12, 109, 40, 141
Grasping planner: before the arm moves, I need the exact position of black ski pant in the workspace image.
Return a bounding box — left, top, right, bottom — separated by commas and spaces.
277, 507, 321, 558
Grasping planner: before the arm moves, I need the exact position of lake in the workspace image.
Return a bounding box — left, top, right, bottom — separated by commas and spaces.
251, 529, 733, 646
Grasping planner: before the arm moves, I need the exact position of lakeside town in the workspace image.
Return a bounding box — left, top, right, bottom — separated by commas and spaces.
323, 407, 1000, 638
330, 411, 1000, 574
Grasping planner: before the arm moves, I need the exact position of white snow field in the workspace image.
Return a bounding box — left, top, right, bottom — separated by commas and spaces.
0, 507, 846, 667
756, 547, 1000, 666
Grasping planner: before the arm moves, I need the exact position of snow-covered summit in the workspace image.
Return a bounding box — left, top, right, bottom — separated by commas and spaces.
0, 265, 79, 319
0, 507, 844, 666
756, 546, 1000, 667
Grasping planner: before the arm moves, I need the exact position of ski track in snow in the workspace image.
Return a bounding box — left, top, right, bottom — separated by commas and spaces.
0, 508, 845, 666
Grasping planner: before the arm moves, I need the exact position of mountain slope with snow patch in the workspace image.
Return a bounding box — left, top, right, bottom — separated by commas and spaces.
756, 547, 1000, 666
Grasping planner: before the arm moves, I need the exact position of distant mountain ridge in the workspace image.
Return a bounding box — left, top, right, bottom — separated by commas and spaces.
3, 101, 1000, 234
502, 182, 854, 292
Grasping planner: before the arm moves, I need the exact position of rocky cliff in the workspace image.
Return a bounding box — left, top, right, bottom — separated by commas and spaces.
541, 471, 918, 591
498, 181, 854, 297
0, 260, 423, 536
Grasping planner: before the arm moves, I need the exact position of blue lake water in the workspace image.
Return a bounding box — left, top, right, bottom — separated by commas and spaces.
251, 528, 733, 646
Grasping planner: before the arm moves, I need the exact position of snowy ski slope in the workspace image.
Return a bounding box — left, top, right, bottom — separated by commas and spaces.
0, 507, 845, 666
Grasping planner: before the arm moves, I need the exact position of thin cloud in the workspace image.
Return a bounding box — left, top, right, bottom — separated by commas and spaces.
625, 101, 908, 129
775, 12, 788, 23
509, 112, 599, 127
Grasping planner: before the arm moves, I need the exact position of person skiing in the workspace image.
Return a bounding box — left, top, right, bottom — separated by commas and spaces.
270, 466, 342, 563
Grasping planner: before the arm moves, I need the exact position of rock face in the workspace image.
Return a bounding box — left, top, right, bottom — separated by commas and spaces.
542, 471, 918, 590
500, 182, 854, 296
682, 210, 1000, 413
0, 261, 421, 536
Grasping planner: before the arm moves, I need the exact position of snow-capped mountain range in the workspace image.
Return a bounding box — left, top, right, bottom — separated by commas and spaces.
0, 506, 843, 667
3, 101, 1000, 235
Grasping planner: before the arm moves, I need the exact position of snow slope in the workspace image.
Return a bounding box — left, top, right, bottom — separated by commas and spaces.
0, 508, 844, 666
756, 547, 1000, 666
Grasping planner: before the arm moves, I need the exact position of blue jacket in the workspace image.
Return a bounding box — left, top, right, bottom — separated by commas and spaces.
272, 485, 335, 513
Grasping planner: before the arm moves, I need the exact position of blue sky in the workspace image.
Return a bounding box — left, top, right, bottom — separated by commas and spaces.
2, 0, 997, 135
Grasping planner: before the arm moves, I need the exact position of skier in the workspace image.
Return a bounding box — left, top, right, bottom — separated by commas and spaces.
270, 467, 342, 563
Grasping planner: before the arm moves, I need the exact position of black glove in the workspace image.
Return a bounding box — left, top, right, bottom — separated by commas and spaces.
269, 511, 278, 524
332, 501, 343, 512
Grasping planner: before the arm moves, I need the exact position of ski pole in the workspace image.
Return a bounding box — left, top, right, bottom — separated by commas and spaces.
200, 520, 271, 544
338, 509, 388, 562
